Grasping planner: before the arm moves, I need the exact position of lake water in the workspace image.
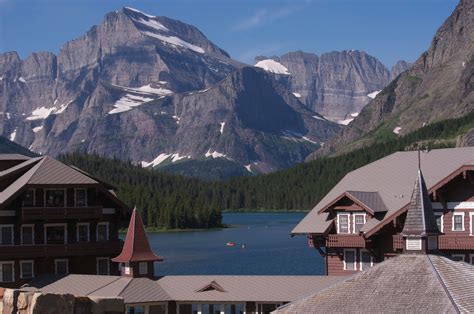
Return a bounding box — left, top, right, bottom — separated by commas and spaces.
149, 212, 325, 276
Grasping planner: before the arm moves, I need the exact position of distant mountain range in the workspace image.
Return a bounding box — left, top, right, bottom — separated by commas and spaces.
6, 4, 462, 178
316, 0, 473, 157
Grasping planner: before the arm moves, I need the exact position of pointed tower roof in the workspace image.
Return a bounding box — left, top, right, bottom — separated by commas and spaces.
401, 169, 441, 237
112, 207, 163, 263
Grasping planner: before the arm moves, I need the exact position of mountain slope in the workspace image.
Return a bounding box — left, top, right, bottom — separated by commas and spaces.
255, 50, 391, 123
318, 0, 473, 156
0, 7, 340, 173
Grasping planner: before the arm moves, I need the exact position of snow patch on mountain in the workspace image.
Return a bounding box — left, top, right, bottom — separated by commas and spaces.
18, 77, 26, 83
293, 92, 301, 98
26, 100, 73, 120
244, 164, 252, 173
133, 16, 169, 32
9, 129, 17, 141
302, 136, 318, 144
32, 126, 43, 133
143, 31, 204, 54
367, 90, 381, 99
114, 84, 173, 96
124, 7, 156, 19
205, 150, 226, 158
254, 59, 290, 75
141, 153, 190, 167
393, 126, 402, 134
219, 122, 225, 134
109, 94, 154, 114
172, 115, 181, 124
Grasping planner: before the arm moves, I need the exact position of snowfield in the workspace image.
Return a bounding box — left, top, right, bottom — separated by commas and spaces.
254, 59, 290, 75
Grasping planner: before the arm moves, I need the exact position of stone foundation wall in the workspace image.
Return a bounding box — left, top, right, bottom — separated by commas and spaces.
1, 288, 124, 314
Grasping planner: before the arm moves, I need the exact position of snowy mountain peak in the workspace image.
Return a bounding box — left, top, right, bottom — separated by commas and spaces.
254, 59, 290, 75
123, 7, 156, 19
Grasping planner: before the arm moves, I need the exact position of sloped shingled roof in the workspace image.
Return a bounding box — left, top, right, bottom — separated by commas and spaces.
25, 275, 346, 304
293, 147, 474, 235
274, 254, 473, 314
401, 169, 441, 236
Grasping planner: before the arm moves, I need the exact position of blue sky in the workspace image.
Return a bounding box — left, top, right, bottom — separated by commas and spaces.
0, 0, 458, 68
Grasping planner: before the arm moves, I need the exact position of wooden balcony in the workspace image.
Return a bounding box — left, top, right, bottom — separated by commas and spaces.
0, 241, 123, 259
438, 236, 474, 250
393, 234, 474, 250
326, 234, 366, 248
22, 206, 103, 220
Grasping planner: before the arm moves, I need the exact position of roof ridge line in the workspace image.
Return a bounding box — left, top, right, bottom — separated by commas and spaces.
86, 276, 127, 296
426, 255, 460, 313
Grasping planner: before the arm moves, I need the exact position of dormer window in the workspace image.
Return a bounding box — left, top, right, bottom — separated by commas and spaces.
337, 214, 350, 234
452, 213, 464, 231
353, 214, 366, 233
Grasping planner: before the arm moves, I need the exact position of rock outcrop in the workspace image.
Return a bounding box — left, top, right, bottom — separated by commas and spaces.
316, 0, 473, 156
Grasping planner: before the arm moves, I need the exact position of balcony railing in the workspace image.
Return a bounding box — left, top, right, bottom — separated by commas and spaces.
0, 241, 123, 259
393, 234, 474, 250
22, 206, 103, 220
438, 236, 474, 250
326, 234, 366, 248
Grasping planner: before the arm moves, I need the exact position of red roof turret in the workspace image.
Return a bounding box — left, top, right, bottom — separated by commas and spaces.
112, 207, 163, 263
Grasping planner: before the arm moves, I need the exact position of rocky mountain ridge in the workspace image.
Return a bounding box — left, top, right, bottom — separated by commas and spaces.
315, 0, 473, 157
254, 51, 412, 123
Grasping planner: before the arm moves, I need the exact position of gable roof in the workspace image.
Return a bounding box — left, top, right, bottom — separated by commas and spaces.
25, 275, 346, 304
401, 169, 441, 237
112, 207, 163, 263
195, 280, 227, 293
293, 147, 474, 236
274, 254, 473, 314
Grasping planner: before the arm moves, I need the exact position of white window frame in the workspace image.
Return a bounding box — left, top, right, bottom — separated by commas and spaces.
0, 224, 14, 246
74, 188, 87, 207
353, 213, 366, 234
451, 254, 465, 262
96, 257, 110, 275
0, 261, 15, 282
20, 260, 34, 279
96, 222, 109, 242
22, 188, 36, 207
337, 213, 350, 234
452, 212, 465, 231
359, 250, 373, 271
470, 212, 474, 236
54, 259, 69, 275
76, 223, 90, 242
21, 224, 35, 245
44, 188, 67, 207
139, 262, 148, 275
44, 223, 68, 244
343, 249, 357, 271
434, 212, 444, 233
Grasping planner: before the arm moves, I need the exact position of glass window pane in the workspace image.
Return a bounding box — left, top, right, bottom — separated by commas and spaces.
22, 226, 33, 244
23, 189, 35, 207
75, 189, 86, 206
45, 190, 65, 207
345, 251, 355, 270
339, 215, 349, 233
354, 215, 365, 233
149, 305, 166, 314
21, 262, 33, 278
1, 226, 13, 245
97, 259, 109, 275
46, 226, 66, 244
361, 251, 372, 270
77, 225, 89, 242
55, 260, 68, 275
454, 215, 463, 230
97, 224, 108, 241
2, 263, 13, 282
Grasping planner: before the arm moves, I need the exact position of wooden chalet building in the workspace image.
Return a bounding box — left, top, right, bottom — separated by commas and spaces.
0, 154, 129, 287
293, 147, 474, 275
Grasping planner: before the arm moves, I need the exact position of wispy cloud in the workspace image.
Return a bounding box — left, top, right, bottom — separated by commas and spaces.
233, 4, 307, 31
